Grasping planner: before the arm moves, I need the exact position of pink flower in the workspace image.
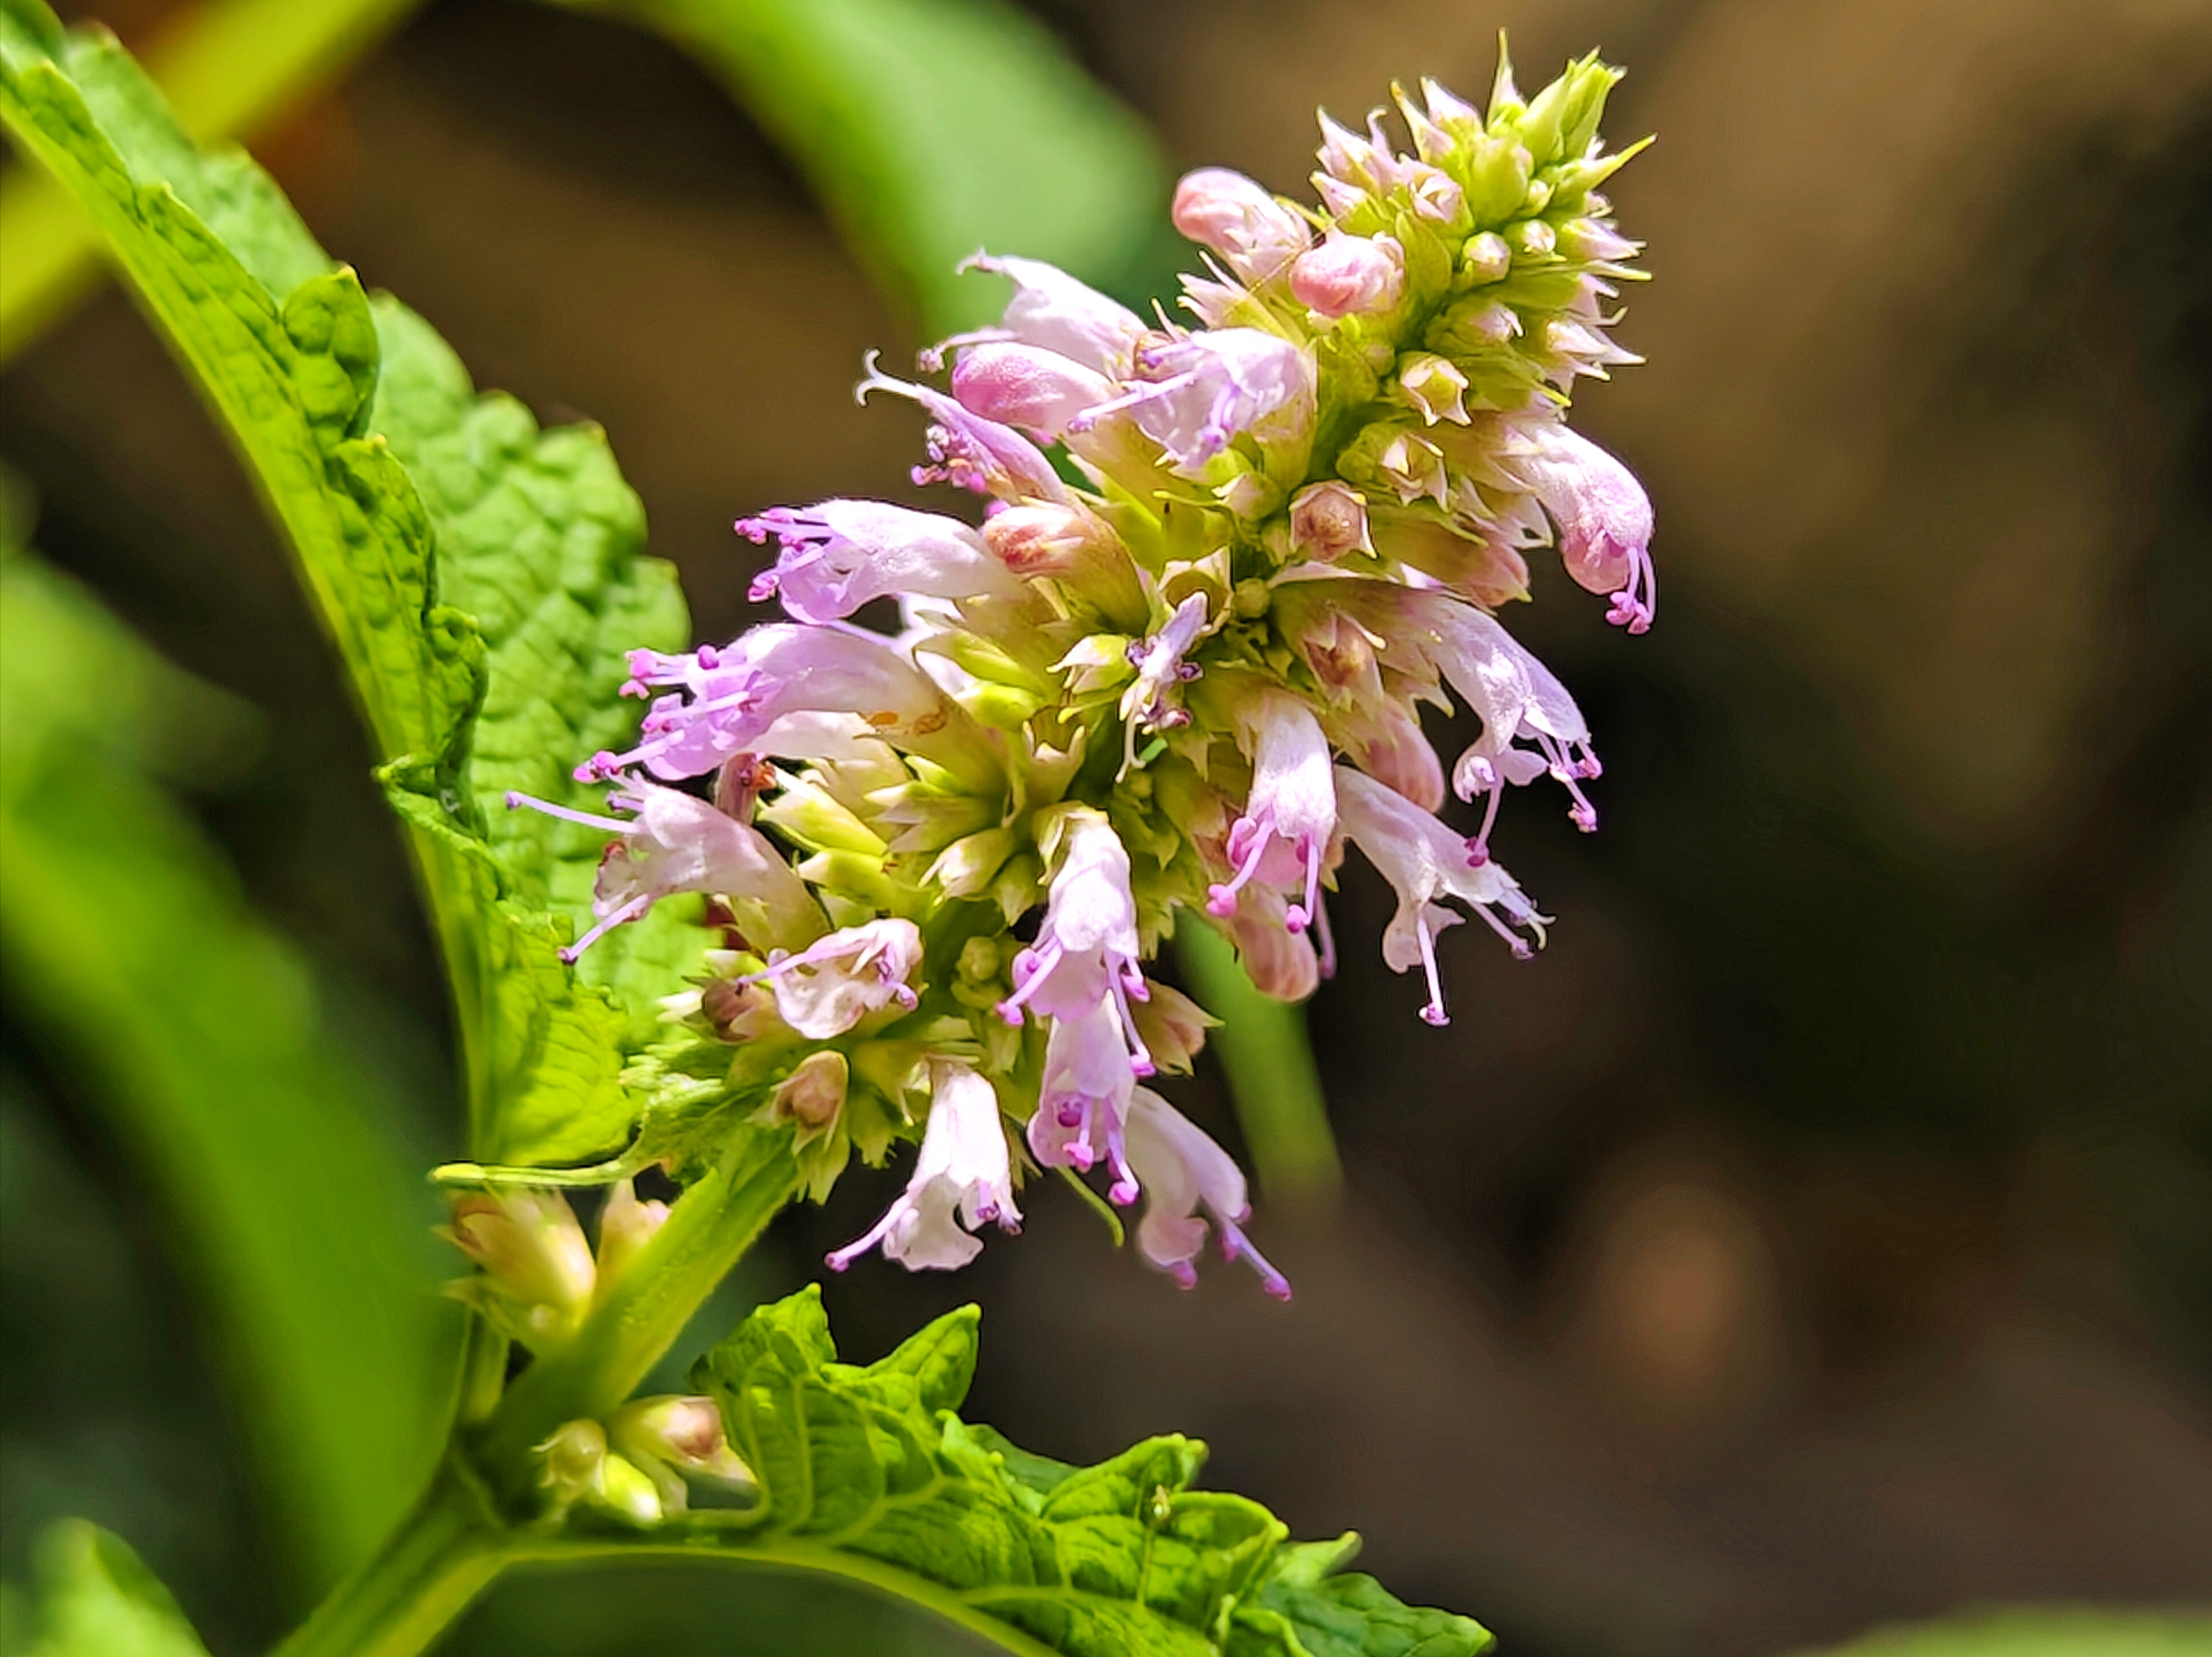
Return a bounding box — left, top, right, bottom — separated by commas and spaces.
739, 500, 1018, 624
1115, 592, 1211, 773
857, 354, 1070, 504
1412, 596, 1602, 854
1027, 997, 1140, 1197
583, 625, 951, 783
1206, 693, 1337, 936
1289, 232, 1404, 318
1071, 329, 1313, 478
949, 341, 1115, 439
1223, 885, 1326, 1001
740, 918, 923, 1037
996, 810, 1154, 1077
1170, 168, 1311, 282
1505, 422, 1656, 632
827, 1062, 1018, 1273
1334, 766, 1548, 1026
505, 777, 822, 961
1124, 1089, 1290, 1300
945, 252, 1148, 378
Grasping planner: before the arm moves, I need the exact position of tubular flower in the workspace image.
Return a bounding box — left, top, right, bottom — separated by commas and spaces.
505, 777, 823, 960
827, 1062, 1019, 1273
740, 500, 1018, 623
1207, 693, 1337, 935
1125, 1089, 1291, 1300
515, 48, 1653, 1301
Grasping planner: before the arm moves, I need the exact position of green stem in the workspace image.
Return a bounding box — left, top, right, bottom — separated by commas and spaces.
470, 1127, 798, 1504
1175, 923, 1342, 1208
268, 1459, 508, 1657
275, 1131, 799, 1656
0, 0, 429, 361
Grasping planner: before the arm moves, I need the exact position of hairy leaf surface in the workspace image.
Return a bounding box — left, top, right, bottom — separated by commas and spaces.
678, 1290, 1493, 1657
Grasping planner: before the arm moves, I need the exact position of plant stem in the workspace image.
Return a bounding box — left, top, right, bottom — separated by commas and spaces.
471, 1127, 798, 1504
1174, 923, 1342, 1208
268, 1458, 508, 1657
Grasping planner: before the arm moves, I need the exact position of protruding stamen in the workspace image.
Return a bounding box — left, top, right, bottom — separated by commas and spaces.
1415, 914, 1450, 1026
505, 791, 632, 835
558, 893, 652, 964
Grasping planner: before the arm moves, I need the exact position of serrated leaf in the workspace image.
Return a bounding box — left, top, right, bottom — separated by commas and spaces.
3, 1521, 212, 1657
675, 1289, 1490, 1657
0, 3, 699, 1162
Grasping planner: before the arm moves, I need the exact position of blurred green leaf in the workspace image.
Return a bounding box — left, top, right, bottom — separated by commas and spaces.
0, 546, 448, 1590
0, 2, 700, 1165
584, 0, 1172, 332
0, 0, 429, 361
620, 1288, 1495, 1657
1790, 1608, 2212, 1657
1, 1522, 212, 1657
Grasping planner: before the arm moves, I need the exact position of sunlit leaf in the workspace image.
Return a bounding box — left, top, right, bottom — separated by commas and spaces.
659, 1289, 1496, 1657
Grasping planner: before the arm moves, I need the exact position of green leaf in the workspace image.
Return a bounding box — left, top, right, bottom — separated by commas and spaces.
590, 0, 1173, 332
0, 3, 700, 1163
2, 1522, 212, 1657
0, 546, 450, 1589
670, 1289, 1491, 1657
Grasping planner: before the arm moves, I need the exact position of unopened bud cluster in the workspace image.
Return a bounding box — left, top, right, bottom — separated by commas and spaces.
538, 1395, 754, 1526
481, 48, 1652, 1305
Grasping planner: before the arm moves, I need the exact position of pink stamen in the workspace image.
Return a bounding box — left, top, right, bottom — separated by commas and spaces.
1416, 915, 1450, 1026
559, 893, 651, 964
504, 791, 632, 835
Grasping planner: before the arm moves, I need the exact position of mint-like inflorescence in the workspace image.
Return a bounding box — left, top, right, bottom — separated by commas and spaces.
514, 49, 1652, 1301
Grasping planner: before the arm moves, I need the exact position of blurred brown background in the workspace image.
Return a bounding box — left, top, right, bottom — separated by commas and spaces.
4, 2, 2210, 1654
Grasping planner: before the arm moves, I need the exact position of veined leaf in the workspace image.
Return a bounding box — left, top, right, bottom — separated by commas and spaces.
591, 0, 1172, 333
0, 1, 700, 1162
0, 547, 448, 1589
669, 1290, 1493, 1657
2, 1522, 213, 1657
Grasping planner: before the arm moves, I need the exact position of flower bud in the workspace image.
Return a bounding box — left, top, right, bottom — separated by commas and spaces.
593, 1178, 669, 1294
1461, 231, 1511, 283
1171, 167, 1311, 280
1510, 219, 1557, 257
982, 503, 1104, 577
951, 342, 1113, 438
1560, 217, 1638, 262
1287, 481, 1372, 563
609, 1395, 755, 1515
443, 1189, 596, 1352
1290, 233, 1405, 319
769, 1049, 849, 1133
1397, 353, 1471, 426
597, 1452, 665, 1526
537, 1418, 608, 1512
699, 974, 784, 1041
